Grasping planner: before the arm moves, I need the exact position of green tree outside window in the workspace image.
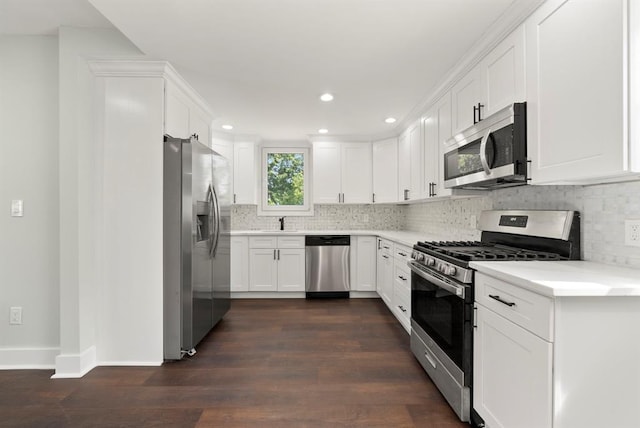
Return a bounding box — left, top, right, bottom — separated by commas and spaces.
267, 153, 305, 206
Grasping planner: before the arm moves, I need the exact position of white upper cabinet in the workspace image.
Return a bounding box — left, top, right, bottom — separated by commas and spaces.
423, 92, 453, 199
527, 0, 639, 184
482, 25, 526, 118
451, 25, 525, 136
313, 142, 372, 204
342, 143, 373, 203
165, 81, 212, 145
233, 141, 256, 204
398, 121, 422, 201
372, 138, 398, 203
313, 142, 342, 203
451, 65, 484, 135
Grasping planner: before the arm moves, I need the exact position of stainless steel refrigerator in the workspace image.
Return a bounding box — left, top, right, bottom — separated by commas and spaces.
163, 135, 231, 360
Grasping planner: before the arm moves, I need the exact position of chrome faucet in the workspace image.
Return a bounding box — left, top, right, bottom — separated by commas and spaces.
278, 217, 285, 231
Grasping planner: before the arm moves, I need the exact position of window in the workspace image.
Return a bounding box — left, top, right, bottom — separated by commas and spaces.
259, 147, 312, 216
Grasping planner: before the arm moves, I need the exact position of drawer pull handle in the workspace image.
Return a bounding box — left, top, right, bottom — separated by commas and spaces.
424, 349, 437, 369
489, 294, 516, 307
398, 305, 407, 313
398, 275, 407, 281
382, 255, 389, 259
398, 252, 407, 257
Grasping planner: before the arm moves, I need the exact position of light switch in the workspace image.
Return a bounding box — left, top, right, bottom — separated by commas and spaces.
11, 200, 23, 217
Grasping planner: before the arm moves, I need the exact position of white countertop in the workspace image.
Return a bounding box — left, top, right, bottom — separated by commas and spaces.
470, 260, 640, 297
230, 229, 448, 248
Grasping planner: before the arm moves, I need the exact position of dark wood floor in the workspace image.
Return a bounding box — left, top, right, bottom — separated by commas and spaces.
0, 298, 468, 427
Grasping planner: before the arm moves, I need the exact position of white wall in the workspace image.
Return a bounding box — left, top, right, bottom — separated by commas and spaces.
0, 36, 60, 367
55, 27, 143, 377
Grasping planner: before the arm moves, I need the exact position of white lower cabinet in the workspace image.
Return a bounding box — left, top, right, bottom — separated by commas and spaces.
351, 236, 377, 291
473, 271, 640, 428
376, 238, 394, 306
474, 304, 552, 428
248, 236, 305, 292
376, 238, 411, 334
230, 236, 249, 292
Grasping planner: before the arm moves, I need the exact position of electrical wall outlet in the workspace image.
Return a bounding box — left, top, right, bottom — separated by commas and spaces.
625, 219, 640, 247
9, 307, 22, 325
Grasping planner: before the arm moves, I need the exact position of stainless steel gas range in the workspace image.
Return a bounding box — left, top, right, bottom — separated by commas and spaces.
408, 210, 580, 424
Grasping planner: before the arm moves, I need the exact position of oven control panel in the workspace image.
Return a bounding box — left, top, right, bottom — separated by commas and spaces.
411, 250, 473, 284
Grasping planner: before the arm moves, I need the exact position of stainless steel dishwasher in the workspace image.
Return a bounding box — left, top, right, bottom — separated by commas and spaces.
305, 235, 350, 298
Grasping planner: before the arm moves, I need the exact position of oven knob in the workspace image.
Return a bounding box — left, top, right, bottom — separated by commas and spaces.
411, 251, 417, 260
446, 266, 457, 276
418, 253, 426, 262
438, 264, 446, 273
426, 258, 435, 267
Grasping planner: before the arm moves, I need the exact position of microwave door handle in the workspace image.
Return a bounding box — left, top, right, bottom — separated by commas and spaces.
479, 129, 492, 175
408, 261, 465, 299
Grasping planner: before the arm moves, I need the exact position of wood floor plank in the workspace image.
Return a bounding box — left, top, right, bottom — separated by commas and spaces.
0, 298, 468, 427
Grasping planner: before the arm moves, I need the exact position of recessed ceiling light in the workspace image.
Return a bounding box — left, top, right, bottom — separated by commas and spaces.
320, 93, 334, 102
222, 124, 233, 130
384, 117, 397, 124
318, 128, 329, 134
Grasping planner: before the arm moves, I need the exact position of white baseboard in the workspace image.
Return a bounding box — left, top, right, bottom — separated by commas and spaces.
231, 292, 306, 299
0, 347, 59, 369
51, 345, 97, 378
96, 360, 162, 366
349, 291, 380, 298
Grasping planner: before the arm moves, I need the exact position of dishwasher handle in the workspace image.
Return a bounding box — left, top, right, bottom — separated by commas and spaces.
305, 235, 351, 246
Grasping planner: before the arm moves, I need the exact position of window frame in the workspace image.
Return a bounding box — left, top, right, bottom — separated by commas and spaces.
258, 146, 313, 216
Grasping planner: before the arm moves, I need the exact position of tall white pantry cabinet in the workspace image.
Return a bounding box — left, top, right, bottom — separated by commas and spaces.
88, 60, 214, 364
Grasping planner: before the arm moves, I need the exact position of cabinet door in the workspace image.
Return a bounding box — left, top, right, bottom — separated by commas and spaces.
233, 142, 256, 204
313, 142, 342, 203
230, 236, 249, 292
398, 132, 411, 201
249, 249, 278, 292
372, 138, 398, 203
482, 25, 525, 117
451, 65, 483, 135
277, 249, 305, 292
353, 236, 377, 291
341, 143, 372, 203
423, 107, 438, 198
165, 83, 190, 138
376, 249, 393, 306
434, 93, 453, 198
190, 105, 211, 147
409, 123, 423, 200
526, 0, 626, 184
474, 304, 552, 428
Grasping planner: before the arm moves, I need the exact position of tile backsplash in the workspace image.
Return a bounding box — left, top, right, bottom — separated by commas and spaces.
232, 181, 640, 269
491, 182, 640, 268
231, 204, 405, 231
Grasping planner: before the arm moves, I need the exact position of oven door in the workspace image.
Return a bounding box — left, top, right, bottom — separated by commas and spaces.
408, 261, 471, 373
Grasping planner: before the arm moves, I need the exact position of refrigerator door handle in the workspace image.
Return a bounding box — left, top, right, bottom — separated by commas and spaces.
210, 183, 221, 258
207, 184, 215, 257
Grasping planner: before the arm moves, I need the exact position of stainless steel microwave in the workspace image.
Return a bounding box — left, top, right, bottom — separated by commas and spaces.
444, 103, 527, 189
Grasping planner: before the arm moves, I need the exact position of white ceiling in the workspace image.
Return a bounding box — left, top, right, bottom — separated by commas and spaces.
0, 0, 112, 35
2, 0, 533, 141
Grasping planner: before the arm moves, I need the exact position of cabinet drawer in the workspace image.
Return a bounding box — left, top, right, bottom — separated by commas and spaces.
277, 236, 305, 249
394, 261, 410, 293
476, 273, 554, 341
249, 236, 278, 249
394, 285, 411, 324
394, 243, 412, 262
378, 238, 393, 252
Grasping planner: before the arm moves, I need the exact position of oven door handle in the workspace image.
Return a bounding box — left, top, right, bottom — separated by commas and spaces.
408, 261, 465, 299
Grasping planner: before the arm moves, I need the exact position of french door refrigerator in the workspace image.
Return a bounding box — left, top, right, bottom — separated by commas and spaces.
163, 135, 230, 360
